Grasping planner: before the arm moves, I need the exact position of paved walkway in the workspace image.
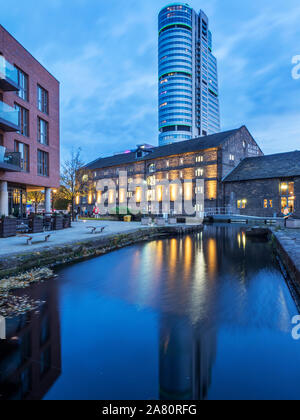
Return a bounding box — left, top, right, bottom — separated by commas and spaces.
0, 221, 148, 257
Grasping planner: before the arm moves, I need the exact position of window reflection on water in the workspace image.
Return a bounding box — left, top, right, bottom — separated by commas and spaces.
1, 225, 300, 400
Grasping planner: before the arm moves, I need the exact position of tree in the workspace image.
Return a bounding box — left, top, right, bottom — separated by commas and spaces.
27, 191, 45, 214
61, 148, 88, 221
53, 186, 72, 211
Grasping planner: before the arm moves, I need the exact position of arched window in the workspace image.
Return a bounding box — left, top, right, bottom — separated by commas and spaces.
148, 163, 156, 173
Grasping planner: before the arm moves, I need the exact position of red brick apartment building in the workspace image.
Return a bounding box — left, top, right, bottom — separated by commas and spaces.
0, 25, 59, 217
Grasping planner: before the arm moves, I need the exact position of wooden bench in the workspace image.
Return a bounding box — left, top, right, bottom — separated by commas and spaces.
18, 234, 51, 246
87, 226, 107, 235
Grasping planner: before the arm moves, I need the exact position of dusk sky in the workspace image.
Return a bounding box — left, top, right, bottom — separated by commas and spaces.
2, 0, 300, 163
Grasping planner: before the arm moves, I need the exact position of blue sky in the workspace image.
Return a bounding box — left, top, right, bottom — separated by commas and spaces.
2, 0, 300, 163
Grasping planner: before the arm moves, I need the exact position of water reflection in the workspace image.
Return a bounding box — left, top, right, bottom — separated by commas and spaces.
0, 280, 61, 400
159, 314, 216, 401
1, 225, 299, 400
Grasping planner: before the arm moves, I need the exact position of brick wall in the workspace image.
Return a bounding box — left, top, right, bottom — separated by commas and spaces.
224, 177, 300, 218
0, 25, 60, 189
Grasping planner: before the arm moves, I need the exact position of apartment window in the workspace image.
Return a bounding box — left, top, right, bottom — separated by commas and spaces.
15, 104, 29, 136
14, 141, 29, 172
37, 150, 49, 176
38, 118, 49, 145
195, 168, 204, 177
37, 85, 49, 114
16, 68, 29, 101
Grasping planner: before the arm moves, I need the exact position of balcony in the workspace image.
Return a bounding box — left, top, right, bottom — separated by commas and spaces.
0, 101, 19, 132
0, 146, 21, 172
0, 56, 19, 91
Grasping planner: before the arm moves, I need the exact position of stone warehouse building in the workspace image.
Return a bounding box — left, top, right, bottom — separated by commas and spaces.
81, 126, 262, 216
0, 25, 60, 217
223, 151, 300, 218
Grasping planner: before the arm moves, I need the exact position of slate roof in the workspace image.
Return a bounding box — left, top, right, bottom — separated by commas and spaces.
85, 127, 243, 170
224, 151, 300, 182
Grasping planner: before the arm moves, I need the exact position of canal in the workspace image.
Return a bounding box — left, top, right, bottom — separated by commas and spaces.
1, 225, 300, 400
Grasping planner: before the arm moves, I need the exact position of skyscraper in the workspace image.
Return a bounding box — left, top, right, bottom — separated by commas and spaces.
158, 4, 220, 146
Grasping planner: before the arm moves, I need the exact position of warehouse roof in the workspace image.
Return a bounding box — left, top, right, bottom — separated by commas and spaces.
224, 151, 300, 182
85, 127, 245, 170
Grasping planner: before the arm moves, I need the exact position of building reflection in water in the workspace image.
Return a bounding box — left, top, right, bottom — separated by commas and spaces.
0, 280, 61, 400
158, 232, 217, 401
159, 314, 216, 401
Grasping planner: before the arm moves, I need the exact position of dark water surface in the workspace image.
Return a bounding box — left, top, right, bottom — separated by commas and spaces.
1, 225, 300, 400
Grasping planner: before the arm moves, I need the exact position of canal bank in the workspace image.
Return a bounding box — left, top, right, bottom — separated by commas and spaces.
0, 223, 203, 279
271, 229, 300, 308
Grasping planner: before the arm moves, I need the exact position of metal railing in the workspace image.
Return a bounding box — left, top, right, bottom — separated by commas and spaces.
0, 56, 18, 85
0, 100, 19, 127
204, 207, 234, 216
0, 146, 21, 168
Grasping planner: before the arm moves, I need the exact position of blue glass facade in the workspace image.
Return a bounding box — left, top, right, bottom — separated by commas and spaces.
158, 4, 220, 146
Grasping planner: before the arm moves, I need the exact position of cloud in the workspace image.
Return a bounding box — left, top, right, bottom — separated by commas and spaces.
3, 0, 300, 164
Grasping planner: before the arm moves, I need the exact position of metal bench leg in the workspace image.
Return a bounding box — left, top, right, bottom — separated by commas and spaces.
27, 239, 32, 245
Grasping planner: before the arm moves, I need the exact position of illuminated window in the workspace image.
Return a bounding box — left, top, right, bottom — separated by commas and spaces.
280, 182, 293, 195
156, 185, 163, 202
180, 158, 184, 165
184, 182, 193, 200
148, 164, 156, 173
147, 176, 156, 186
170, 184, 178, 201
136, 187, 142, 203
166, 160, 169, 167
264, 199, 273, 209
237, 199, 247, 209
195, 168, 204, 177
229, 154, 235, 161
196, 156, 204, 163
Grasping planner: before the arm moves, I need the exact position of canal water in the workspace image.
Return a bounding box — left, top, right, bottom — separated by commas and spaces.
1, 225, 300, 400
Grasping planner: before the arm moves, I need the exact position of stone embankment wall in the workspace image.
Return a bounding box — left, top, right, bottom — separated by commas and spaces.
0, 226, 202, 279
271, 229, 300, 309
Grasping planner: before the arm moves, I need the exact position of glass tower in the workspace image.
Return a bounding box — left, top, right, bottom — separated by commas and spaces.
158, 3, 220, 146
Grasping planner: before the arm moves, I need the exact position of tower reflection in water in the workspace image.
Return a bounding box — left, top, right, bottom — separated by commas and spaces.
158, 231, 218, 401
0, 280, 61, 400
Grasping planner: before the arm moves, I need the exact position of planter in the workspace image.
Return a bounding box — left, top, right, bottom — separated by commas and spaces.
53, 215, 64, 230
63, 215, 71, 229
29, 216, 44, 233
0, 217, 17, 238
